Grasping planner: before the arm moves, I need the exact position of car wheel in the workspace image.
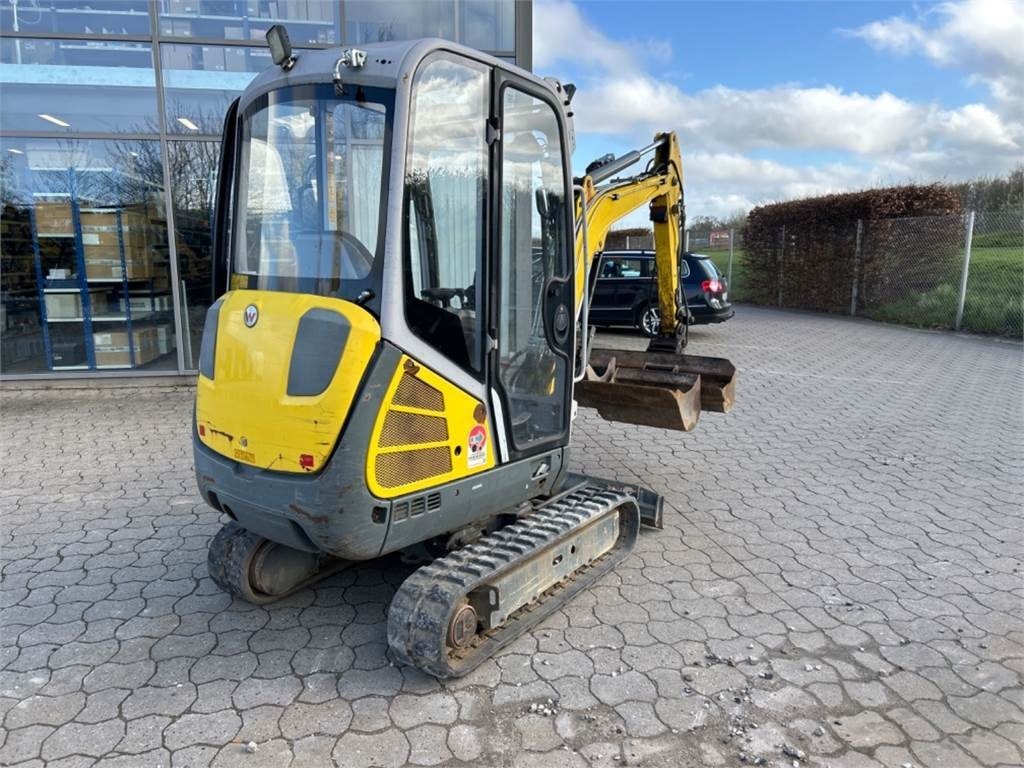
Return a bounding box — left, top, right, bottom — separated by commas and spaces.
639, 304, 660, 337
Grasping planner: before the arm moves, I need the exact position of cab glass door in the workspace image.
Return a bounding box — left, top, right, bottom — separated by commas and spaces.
496, 85, 572, 450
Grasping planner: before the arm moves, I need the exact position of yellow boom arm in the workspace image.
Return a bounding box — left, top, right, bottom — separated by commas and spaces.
574, 132, 685, 338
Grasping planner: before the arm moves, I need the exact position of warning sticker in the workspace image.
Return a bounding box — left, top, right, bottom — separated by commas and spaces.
467, 424, 487, 468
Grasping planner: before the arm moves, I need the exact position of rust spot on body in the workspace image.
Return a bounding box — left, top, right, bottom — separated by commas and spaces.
289, 502, 328, 525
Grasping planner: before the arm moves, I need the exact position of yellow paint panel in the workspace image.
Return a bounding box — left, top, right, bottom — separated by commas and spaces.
195, 290, 380, 473
367, 355, 495, 499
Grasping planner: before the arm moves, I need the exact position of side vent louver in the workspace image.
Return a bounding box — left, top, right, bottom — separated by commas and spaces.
391, 491, 443, 524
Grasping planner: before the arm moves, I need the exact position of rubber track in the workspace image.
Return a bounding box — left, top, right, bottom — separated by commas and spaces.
386, 484, 640, 678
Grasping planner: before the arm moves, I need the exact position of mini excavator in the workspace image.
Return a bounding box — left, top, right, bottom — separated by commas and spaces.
194, 28, 736, 677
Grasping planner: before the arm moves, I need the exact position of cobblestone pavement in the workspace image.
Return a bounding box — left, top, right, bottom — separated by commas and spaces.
2, 306, 1022, 768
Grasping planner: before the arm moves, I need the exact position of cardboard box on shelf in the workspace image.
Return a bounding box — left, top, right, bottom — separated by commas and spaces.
94, 341, 160, 368
34, 201, 74, 235
80, 228, 150, 250
84, 243, 153, 280
44, 290, 108, 319
156, 324, 176, 355
93, 327, 160, 367
121, 295, 170, 313
81, 209, 151, 234
94, 326, 157, 349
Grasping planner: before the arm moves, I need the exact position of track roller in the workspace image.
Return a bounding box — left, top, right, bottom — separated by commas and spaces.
207, 521, 349, 604
387, 484, 640, 678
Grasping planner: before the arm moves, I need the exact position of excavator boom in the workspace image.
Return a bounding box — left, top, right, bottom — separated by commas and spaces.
571, 132, 736, 431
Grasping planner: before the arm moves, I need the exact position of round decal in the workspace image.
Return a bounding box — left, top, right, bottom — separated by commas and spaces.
244, 304, 259, 328
467, 425, 487, 467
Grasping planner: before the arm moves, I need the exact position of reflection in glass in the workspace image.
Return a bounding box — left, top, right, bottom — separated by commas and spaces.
0, 137, 176, 374
0, 37, 157, 133
404, 54, 488, 373
461, 0, 515, 53
166, 140, 220, 369
498, 87, 569, 448
157, 0, 337, 45
344, 0, 455, 45
1, 1, 152, 37
235, 85, 391, 302
160, 43, 269, 135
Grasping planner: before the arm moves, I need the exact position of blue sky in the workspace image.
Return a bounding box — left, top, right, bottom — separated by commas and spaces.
534, 0, 1023, 221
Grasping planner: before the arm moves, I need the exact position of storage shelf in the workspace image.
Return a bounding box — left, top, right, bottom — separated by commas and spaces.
87, 278, 159, 284
93, 312, 154, 322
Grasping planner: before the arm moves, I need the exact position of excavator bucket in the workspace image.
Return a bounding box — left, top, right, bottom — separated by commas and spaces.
576, 348, 736, 432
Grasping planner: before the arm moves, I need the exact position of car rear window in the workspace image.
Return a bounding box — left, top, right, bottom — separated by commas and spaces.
693, 258, 721, 279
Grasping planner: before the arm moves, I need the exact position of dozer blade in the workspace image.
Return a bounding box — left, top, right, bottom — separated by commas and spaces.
576, 347, 737, 432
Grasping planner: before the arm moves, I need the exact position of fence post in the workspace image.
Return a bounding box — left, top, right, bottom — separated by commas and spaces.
777, 225, 785, 306
727, 228, 734, 288
954, 210, 976, 331
683, 229, 689, 252
850, 219, 862, 316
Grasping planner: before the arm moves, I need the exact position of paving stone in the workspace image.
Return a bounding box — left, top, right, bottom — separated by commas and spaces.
2, 309, 1021, 768
389, 692, 459, 729
332, 728, 410, 768
407, 724, 454, 766
832, 711, 903, 748
117, 715, 171, 754
164, 710, 242, 750
41, 720, 125, 760
3, 693, 85, 729
447, 724, 484, 763
279, 699, 353, 738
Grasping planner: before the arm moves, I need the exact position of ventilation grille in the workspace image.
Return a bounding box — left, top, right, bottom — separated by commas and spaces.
379, 410, 449, 448
393, 373, 445, 412
375, 447, 452, 489
392, 492, 443, 522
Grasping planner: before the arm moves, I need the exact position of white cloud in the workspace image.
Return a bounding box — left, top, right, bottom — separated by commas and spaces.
848, 0, 1024, 113
534, 0, 672, 73
536, 0, 1023, 220
574, 79, 1019, 155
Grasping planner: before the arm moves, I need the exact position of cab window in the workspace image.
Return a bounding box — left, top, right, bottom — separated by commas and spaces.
403, 54, 489, 373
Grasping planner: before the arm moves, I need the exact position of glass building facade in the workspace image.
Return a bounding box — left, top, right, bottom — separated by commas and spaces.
0, 0, 530, 377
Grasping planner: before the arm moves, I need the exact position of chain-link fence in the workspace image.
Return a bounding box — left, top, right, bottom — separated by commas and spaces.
683, 227, 746, 299
683, 211, 1022, 337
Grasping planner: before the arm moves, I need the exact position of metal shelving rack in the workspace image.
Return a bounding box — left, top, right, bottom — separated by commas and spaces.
32, 168, 172, 371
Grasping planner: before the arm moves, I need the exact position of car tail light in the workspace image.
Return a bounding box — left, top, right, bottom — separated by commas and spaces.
701, 279, 724, 294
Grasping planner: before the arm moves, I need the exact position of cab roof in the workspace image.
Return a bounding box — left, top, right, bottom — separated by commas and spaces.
238, 37, 558, 114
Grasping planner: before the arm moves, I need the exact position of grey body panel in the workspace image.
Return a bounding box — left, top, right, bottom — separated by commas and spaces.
382, 447, 567, 553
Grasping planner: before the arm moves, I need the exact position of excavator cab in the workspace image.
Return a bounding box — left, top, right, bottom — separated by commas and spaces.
193, 32, 734, 677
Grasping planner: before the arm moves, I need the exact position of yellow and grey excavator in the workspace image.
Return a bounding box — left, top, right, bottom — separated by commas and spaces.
194, 27, 736, 677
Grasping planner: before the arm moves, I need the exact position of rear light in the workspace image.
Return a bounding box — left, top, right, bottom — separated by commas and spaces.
299, 453, 315, 470
198, 424, 206, 437
701, 279, 724, 294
